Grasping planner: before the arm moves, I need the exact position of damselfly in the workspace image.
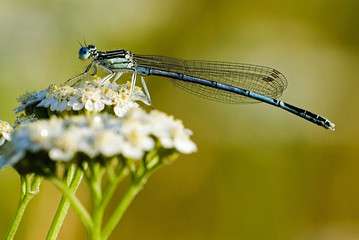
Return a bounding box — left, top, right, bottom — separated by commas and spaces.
64, 44, 335, 131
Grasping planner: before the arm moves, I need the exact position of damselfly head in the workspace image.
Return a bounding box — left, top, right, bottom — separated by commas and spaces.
79, 47, 91, 60
78, 45, 98, 60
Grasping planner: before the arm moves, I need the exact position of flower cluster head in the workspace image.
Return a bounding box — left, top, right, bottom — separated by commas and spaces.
0, 76, 196, 176
15, 77, 150, 118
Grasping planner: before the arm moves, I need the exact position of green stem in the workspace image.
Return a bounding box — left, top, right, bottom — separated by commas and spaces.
101, 178, 144, 240
101, 160, 162, 240
50, 177, 93, 231
100, 163, 128, 211
86, 158, 128, 240
88, 161, 105, 240
46, 165, 84, 240
5, 174, 43, 240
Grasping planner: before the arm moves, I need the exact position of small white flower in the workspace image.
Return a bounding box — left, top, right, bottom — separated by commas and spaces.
94, 130, 124, 157
0, 120, 13, 146
114, 94, 139, 118
50, 126, 93, 161
172, 128, 197, 154
148, 111, 197, 153
121, 120, 155, 159
130, 85, 151, 105
25, 117, 64, 152
67, 92, 84, 111
37, 85, 73, 111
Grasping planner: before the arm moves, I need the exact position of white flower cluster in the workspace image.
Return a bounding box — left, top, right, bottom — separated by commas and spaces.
14, 77, 150, 117
0, 108, 196, 169
0, 120, 12, 146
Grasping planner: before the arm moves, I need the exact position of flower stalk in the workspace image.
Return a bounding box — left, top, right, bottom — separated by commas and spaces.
46, 164, 84, 240
5, 174, 43, 240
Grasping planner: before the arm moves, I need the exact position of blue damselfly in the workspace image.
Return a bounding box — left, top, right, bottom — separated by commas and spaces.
64, 44, 335, 131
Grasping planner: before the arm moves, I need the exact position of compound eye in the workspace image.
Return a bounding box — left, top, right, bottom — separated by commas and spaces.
79, 47, 90, 60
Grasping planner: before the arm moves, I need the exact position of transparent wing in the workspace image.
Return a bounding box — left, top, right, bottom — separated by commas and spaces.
133, 54, 287, 104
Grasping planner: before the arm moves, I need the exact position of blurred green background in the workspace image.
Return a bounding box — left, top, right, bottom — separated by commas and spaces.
0, 0, 358, 239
